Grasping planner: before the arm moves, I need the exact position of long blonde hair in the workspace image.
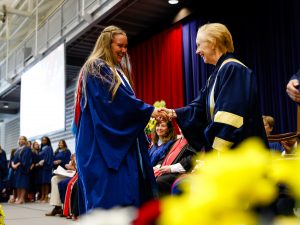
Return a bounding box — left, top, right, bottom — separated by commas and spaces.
77, 25, 133, 105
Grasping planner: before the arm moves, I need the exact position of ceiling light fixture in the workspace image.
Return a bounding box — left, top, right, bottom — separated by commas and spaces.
168, 0, 179, 5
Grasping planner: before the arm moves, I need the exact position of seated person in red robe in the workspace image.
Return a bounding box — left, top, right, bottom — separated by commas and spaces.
62, 173, 79, 220
45, 154, 76, 216
153, 134, 197, 196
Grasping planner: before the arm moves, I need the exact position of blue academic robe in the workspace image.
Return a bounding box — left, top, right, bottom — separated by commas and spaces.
75, 60, 157, 212
13, 146, 33, 189
269, 142, 284, 153
290, 69, 300, 81
0, 150, 7, 190
38, 145, 54, 184
176, 53, 268, 151
28, 151, 39, 191
53, 149, 71, 170
149, 140, 175, 166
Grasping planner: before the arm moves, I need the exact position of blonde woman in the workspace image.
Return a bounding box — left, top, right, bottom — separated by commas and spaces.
160, 23, 267, 152
73, 25, 162, 212
11, 136, 32, 204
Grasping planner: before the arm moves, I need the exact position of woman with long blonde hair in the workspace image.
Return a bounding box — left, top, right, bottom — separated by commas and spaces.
73, 25, 162, 212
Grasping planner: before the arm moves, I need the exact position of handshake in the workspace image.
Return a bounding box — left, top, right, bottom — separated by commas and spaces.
151, 107, 177, 121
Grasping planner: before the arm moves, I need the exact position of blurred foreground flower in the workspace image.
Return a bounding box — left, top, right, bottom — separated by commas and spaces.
156, 138, 300, 225
79, 207, 136, 225
145, 100, 166, 135
80, 138, 300, 225
0, 204, 5, 225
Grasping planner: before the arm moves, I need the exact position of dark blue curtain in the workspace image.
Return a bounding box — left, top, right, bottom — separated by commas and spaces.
181, 0, 299, 133
182, 19, 212, 104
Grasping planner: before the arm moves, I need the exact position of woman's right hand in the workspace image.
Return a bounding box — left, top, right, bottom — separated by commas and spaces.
151, 108, 167, 121
157, 107, 176, 120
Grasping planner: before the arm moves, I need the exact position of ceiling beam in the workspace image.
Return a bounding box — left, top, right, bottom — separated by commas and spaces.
0, 5, 31, 17
0, 97, 19, 103
0, 107, 19, 114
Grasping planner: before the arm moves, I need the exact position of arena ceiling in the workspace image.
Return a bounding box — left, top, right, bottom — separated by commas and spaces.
0, 0, 201, 122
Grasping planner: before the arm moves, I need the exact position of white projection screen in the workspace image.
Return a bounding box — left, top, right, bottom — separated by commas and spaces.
20, 43, 65, 139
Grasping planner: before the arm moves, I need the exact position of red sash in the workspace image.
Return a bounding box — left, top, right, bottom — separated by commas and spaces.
63, 173, 78, 217
154, 138, 187, 177
74, 71, 83, 127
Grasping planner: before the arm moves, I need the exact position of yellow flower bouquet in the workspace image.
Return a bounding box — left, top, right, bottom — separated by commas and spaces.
157, 138, 300, 225
145, 100, 166, 135
0, 204, 5, 225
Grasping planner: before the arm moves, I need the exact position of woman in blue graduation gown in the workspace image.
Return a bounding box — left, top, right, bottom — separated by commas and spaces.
53, 139, 71, 170
148, 120, 177, 166
161, 23, 267, 152
11, 136, 32, 204
36, 136, 53, 202
73, 25, 161, 212
0, 146, 8, 192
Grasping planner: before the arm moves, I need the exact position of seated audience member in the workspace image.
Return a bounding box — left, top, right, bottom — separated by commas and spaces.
154, 135, 197, 196
262, 115, 274, 136
262, 115, 282, 152
45, 154, 76, 217
280, 136, 299, 156
62, 173, 79, 220
57, 153, 78, 219
149, 120, 177, 166
267, 132, 300, 157
53, 140, 71, 170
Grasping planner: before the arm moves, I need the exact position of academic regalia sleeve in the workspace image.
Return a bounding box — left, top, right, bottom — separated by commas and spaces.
177, 153, 194, 171
61, 150, 71, 169
149, 140, 174, 166
175, 91, 207, 151
206, 62, 259, 150
290, 69, 300, 81
55, 150, 71, 169
78, 67, 154, 170
269, 142, 284, 152
0, 151, 7, 178
43, 146, 54, 170
290, 74, 300, 81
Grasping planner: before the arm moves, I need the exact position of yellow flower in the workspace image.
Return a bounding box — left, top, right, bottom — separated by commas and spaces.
273, 217, 300, 225
158, 138, 300, 225
270, 154, 300, 198
153, 100, 166, 108
145, 100, 166, 135
0, 204, 5, 225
